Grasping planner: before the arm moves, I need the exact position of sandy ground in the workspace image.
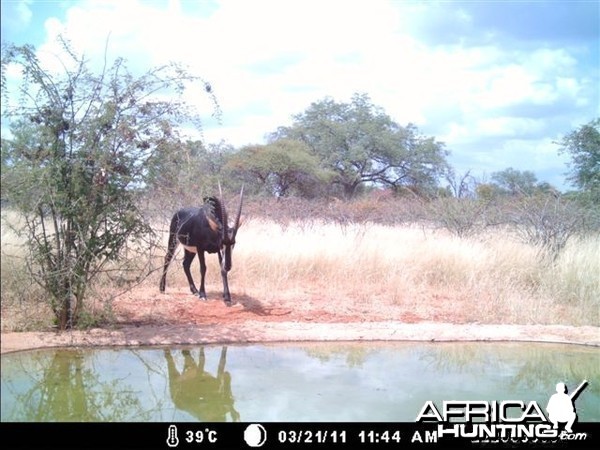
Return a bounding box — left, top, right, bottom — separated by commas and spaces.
2, 285, 599, 354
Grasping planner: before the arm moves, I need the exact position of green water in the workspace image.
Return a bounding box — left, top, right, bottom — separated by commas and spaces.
1, 342, 598, 422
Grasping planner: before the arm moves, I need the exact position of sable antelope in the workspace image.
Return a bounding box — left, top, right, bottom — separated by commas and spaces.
159, 186, 244, 306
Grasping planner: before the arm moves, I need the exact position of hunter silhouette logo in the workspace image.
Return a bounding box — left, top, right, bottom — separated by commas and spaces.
546, 379, 588, 433
415, 379, 590, 443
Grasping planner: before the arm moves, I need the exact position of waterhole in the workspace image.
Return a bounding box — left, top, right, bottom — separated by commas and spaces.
1, 342, 598, 422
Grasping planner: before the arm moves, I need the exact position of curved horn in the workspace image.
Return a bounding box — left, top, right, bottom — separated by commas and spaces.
232, 184, 244, 238
218, 181, 227, 242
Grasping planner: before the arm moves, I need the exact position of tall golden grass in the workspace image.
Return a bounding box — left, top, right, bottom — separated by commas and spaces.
158, 218, 599, 325
232, 221, 600, 325
2, 213, 599, 330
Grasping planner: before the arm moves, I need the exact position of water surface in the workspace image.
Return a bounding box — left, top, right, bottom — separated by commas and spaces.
1, 342, 598, 422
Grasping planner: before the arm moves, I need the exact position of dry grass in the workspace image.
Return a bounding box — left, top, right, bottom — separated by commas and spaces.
243, 220, 599, 324
2, 215, 599, 331
1, 211, 50, 331
156, 218, 599, 326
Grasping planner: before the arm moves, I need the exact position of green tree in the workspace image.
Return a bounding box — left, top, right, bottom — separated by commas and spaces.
226, 139, 329, 197
558, 118, 600, 203
145, 139, 235, 207
273, 93, 449, 198
490, 167, 539, 196
0, 40, 217, 329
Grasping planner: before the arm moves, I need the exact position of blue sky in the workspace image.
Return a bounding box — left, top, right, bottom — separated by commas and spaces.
1, 0, 598, 190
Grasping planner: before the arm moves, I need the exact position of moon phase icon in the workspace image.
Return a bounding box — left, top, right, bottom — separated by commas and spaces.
244, 423, 267, 447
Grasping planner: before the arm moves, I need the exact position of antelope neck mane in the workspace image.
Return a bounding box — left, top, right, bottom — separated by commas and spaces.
203, 196, 226, 228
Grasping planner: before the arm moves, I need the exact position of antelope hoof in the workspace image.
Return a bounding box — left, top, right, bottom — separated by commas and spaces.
224, 300, 232, 307
198, 293, 207, 301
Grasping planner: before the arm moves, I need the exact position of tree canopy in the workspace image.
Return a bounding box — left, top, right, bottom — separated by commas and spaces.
271, 93, 450, 198
558, 118, 600, 202
226, 139, 330, 197
491, 167, 540, 196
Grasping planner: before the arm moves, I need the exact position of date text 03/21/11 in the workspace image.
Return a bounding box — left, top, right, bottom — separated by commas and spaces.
277, 429, 347, 444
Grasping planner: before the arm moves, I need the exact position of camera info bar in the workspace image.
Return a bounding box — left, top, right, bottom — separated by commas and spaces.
2, 422, 598, 449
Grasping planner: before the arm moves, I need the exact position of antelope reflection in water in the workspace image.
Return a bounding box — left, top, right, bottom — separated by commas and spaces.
164, 347, 240, 421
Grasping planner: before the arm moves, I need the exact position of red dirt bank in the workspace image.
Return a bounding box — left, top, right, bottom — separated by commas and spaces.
2, 290, 598, 353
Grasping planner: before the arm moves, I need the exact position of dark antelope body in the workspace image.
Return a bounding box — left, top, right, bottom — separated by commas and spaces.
159, 186, 244, 306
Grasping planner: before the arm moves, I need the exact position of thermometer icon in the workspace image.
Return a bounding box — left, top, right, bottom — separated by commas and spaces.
166, 424, 179, 448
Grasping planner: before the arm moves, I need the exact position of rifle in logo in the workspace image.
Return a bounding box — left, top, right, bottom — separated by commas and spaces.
570, 380, 589, 401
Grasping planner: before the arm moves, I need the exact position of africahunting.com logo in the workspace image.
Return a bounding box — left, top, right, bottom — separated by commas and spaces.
415, 380, 589, 444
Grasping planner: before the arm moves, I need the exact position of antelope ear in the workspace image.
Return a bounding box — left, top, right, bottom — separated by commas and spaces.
208, 217, 220, 233
236, 216, 244, 229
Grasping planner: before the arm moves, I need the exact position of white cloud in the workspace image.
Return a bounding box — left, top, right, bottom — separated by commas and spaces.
476, 117, 546, 138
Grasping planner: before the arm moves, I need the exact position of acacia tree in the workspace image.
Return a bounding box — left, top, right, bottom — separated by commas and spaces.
0, 40, 217, 329
226, 139, 330, 197
490, 167, 540, 196
273, 93, 449, 198
144, 139, 235, 208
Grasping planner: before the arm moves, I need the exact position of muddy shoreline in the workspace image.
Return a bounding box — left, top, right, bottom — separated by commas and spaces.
2, 321, 598, 354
